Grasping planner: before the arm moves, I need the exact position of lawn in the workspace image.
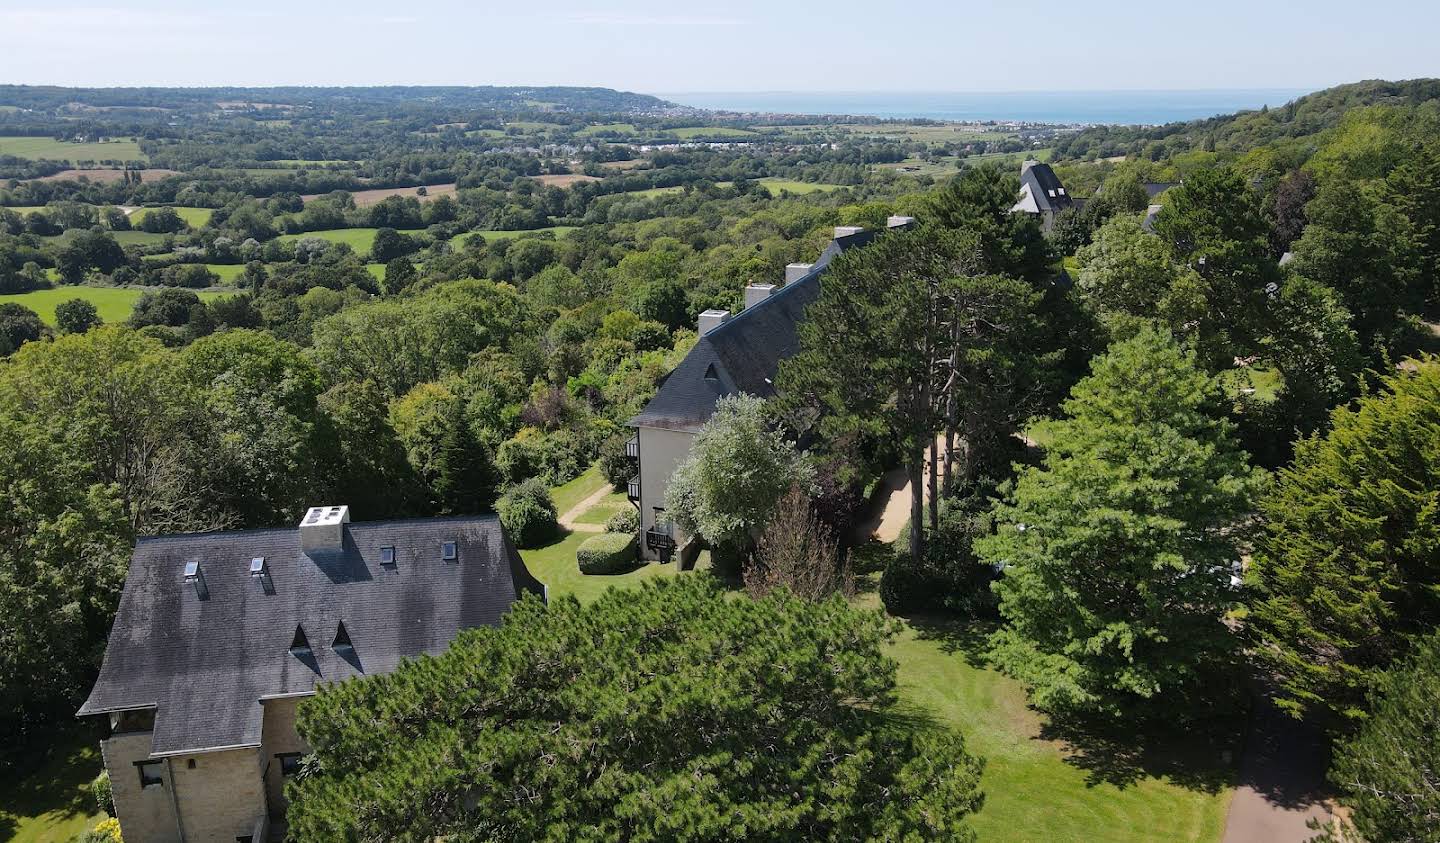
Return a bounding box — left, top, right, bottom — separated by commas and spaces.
206, 264, 246, 283
0, 724, 107, 843
41, 229, 172, 248
574, 491, 629, 526
1, 286, 231, 325
128, 206, 213, 228
448, 226, 576, 249
0, 136, 145, 163
757, 177, 846, 195
276, 227, 426, 254
550, 464, 610, 516
519, 530, 675, 606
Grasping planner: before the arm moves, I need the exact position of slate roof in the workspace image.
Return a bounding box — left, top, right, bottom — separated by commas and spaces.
630, 228, 876, 432
1144, 181, 1181, 198
79, 515, 543, 756
1017, 161, 1074, 214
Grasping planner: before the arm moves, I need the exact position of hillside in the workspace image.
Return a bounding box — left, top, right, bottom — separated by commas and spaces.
1052, 78, 1440, 161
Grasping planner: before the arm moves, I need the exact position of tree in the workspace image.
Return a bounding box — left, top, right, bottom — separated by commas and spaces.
0, 303, 46, 354
288, 577, 985, 842
1246, 358, 1440, 723
369, 227, 418, 263
745, 484, 852, 602
382, 257, 417, 296
1264, 275, 1363, 438
54, 298, 102, 335
137, 206, 185, 234
977, 328, 1257, 718
666, 394, 813, 557
130, 287, 205, 329
431, 399, 498, 514
1268, 169, 1315, 257
1320, 631, 1440, 842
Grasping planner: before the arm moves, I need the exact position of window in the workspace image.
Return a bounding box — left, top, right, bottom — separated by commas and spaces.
276, 752, 303, 777
332, 622, 353, 652
135, 760, 164, 788
186, 758, 196, 769
289, 625, 311, 656
379, 546, 396, 566
441, 541, 458, 562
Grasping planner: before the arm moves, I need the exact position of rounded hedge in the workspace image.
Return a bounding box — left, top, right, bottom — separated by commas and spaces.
497, 478, 557, 548
604, 507, 639, 535
577, 532, 637, 575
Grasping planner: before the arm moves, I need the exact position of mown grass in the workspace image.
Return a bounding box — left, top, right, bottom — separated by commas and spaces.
519, 530, 674, 605
574, 492, 629, 526
0, 723, 106, 843
0, 136, 145, 163
276, 227, 426, 253
550, 465, 609, 516
670, 126, 757, 139
1, 286, 231, 325
448, 226, 576, 249
757, 177, 846, 195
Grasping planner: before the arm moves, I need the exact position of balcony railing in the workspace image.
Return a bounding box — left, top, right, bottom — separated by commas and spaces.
646, 525, 677, 559
624, 435, 640, 459
626, 477, 640, 502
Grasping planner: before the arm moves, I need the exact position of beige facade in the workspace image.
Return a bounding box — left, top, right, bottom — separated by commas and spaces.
635, 425, 696, 560
101, 698, 314, 842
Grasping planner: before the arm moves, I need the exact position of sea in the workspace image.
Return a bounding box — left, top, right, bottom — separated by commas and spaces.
655, 89, 1313, 126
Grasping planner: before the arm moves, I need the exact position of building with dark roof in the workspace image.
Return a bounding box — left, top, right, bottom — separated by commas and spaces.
625, 220, 911, 561
1010, 160, 1074, 232
79, 505, 543, 842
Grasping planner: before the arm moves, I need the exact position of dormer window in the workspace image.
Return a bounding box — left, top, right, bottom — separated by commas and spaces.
332, 622, 353, 653
289, 625, 311, 656
380, 546, 396, 566
441, 541, 458, 562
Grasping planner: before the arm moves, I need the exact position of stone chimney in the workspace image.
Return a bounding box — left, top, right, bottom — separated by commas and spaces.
785, 263, 814, 283
833, 226, 865, 239
886, 215, 917, 230
300, 505, 350, 553
744, 283, 776, 309
698, 309, 731, 336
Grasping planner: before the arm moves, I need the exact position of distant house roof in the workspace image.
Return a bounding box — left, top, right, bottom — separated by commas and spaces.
79, 515, 542, 756
630, 228, 877, 432
1011, 161, 1073, 215
1142, 204, 1164, 233
1144, 181, 1181, 198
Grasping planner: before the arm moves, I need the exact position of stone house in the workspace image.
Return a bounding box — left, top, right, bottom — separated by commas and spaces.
1009, 159, 1074, 232
78, 506, 544, 842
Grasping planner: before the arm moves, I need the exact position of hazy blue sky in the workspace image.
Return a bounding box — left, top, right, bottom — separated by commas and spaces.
1, 0, 1435, 94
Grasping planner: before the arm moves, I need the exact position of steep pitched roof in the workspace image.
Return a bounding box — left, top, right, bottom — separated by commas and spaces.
630, 228, 877, 432
1016, 161, 1074, 214
79, 515, 543, 756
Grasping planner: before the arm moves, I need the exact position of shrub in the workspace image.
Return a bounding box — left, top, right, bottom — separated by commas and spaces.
597, 431, 634, 490
604, 507, 638, 535
90, 770, 114, 817
577, 532, 637, 574
73, 817, 122, 842
880, 500, 996, 617
496, 478, 557, 548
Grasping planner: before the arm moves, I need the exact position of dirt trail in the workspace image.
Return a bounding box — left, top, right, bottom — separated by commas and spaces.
557, 486, 610, 533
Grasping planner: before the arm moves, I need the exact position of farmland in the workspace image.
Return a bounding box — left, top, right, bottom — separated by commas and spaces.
0, 285, 232, 325
531, 173, 601, 188
301, 183, 457, 207
757, 177, 847, 195
128, 206, 214, 228
277, 227, 427, 253
449, 226, 576, 248
670, 126, 758, 139
0, 136, 145, 162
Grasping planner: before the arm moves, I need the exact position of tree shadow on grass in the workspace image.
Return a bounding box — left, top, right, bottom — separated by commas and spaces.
905, 613, 996, 668
1036, 705, 1243, 793
0, 720, 105, 835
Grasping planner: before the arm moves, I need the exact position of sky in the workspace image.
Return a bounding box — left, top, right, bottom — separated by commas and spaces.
0, 0, 1436, 95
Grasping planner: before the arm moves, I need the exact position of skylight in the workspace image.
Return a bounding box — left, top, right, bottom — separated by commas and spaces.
442, 541, 458, 562
249, 557, 266, 577
380, 546, 396, 566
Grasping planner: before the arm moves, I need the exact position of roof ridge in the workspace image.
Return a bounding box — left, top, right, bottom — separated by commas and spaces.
137, 513, 503, 544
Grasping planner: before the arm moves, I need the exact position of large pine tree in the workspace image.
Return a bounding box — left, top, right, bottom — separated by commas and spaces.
977, 328, 1258, 718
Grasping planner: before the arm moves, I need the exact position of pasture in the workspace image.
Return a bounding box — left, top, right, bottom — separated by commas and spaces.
276, 227, 426, 253
30, 168, 177, 184
0, 136, 145, 163
42, 229, 173, 247
531, 174, 601, 188
1, 286, 232, 325
757, 177, 846, 195
448, 226, 577, 248
128, 206, 214, 228
300, 183, 457, 207
669, 126, 757, 139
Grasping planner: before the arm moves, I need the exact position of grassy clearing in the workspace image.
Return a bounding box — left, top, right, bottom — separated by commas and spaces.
519, 530, 674, 605
206, 264, 246, 283
41, 229, 173, 248
448, 226, 576, 249
627, 186, 686, 198
0, 136, 145, 163
276, 227, 425, 253
574, 492, 629, 526
550, 465, 610, 516
670, 126, 757, 139
0, 724, 107, 842
365, 263, 386, 281
1, 286, 231, 325
128, 206, 213, 228
758, 177, 846, 195
578, 123, 637, 136
1219, 365, 1283, 403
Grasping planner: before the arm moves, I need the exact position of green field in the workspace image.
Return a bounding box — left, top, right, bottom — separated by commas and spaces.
1, 286, 232, 325
206, 264, 246, 283
448, 226, 577, 249
0, 136, 145, 163
42, 229, 172, 248
670, 126, 758, 139
578, 123, 637, 136
128, 206, 213, 228
277, 227, 426, 253
365, 263, 386, 281
627, 186, 686, 198
757, 177, 846, 195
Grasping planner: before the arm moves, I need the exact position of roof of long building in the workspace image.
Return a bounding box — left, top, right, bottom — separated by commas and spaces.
79, 514, 543, 756
629, 227, 878, 432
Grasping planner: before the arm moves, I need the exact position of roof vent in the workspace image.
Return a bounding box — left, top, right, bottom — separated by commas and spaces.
704, 363, 721, 383
886, 215, 917, 229
299, 505, 350, 554
698, 309, 730, 336
182, 561, 208, 600
289, 625, 311, 656
744, 283, 777, 309
833, 226, 865, 239
784, 263, 814, 283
